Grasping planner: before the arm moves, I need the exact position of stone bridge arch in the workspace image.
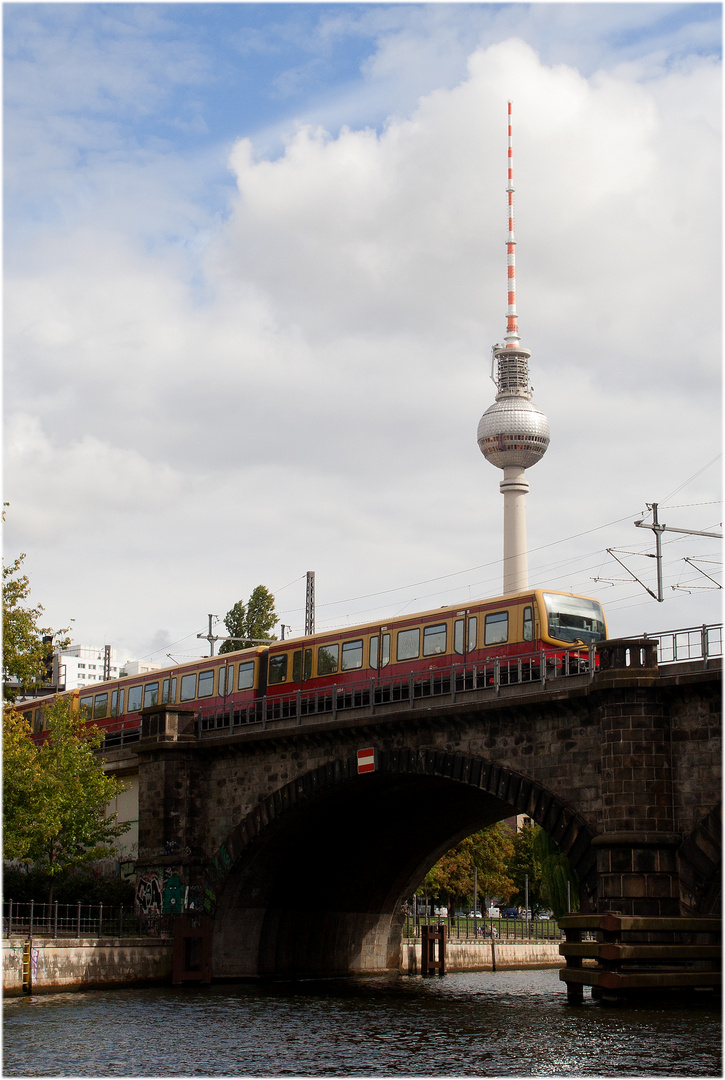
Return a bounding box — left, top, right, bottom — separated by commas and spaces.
205, 749, 597, 979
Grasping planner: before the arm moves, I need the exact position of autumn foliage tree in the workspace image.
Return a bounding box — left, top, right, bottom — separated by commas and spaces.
418, 824, 515, 910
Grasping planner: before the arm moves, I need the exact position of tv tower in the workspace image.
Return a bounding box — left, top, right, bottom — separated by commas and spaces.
477, 102, 550, 594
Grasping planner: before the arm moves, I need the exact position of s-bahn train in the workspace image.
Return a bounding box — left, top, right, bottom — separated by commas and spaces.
16, 588, 607, 744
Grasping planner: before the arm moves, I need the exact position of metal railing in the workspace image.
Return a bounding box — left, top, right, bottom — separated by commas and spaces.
195, 644, 596, 738
403, 914, 563, 942
98, 624, 721, 749
638, 623, 722, 666
3, 900, 172, 939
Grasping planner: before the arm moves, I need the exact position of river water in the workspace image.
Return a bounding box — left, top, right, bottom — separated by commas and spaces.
3, 969, 721, 1077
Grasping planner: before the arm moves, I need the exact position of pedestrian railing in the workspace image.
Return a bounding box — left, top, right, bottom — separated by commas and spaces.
3, 900, 172, 939
403, 915, 563, 942
635, 624, 722, 666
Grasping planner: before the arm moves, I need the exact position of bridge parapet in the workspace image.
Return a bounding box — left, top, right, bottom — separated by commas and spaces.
597, 637, 658, 676
140, 704, 196, 743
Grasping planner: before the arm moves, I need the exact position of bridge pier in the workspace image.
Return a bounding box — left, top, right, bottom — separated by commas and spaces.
594, 639, 681, 916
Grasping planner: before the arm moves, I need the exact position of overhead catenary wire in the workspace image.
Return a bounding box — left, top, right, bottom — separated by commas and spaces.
130, 453, 721, 661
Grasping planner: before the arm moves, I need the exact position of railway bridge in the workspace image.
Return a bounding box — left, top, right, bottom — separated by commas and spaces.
106, 632, 721, 980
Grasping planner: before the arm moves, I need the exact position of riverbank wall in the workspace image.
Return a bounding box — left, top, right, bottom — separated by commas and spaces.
3, 936, 562, 994
3, 936, 173, 996
401, 938, 563, 974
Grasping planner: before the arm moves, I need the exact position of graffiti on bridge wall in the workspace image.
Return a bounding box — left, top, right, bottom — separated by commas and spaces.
135, 869, 205, 915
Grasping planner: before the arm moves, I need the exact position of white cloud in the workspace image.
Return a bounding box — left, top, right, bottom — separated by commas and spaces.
4, 21, 721, 663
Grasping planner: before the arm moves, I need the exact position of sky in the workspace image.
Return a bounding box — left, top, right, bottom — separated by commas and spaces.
3, 1, 722, 667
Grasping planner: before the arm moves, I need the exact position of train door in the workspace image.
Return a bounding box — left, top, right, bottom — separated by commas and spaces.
454, 611, 478, 688
291, 647, 312, 685
291, 647, 313, 714
369, 629, 391, 703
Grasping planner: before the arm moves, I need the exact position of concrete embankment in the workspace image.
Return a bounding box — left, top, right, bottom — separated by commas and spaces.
4, 936, 562, 994
3, 936, 173, 996
401, 938, 563, 974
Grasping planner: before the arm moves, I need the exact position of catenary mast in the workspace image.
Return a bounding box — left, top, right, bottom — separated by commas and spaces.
477, 102, 550, 593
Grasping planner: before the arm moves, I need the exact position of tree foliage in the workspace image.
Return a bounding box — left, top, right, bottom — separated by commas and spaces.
2, 541, 70, 700
418, 824, 515, 909
219, 585, 277, 653
507, 819, 545, 911
3, 699, 130, 901
533, 826, 580, 917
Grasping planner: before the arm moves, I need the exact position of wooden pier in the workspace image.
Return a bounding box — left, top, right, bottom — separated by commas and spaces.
559, 913, 720, 1004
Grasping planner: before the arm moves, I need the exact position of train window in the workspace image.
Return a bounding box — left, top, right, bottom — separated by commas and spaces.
268, 655, 288, 685
317, 644, 339, 676
144, 683, 159, 708
93, 693, 109, 720
80, 695, 93, 720
468, 617, 478, 651
33, 708, 45, 734
238, 661, 255, 690
111, 689, 125, 717
423, 624, 447, 657
342, 640, 364, 671
218, 666, 233, 696
180, 673, 197, 701
397, 628, 420, 661
198, 671, 214, 698
162, 678, 177, 705
369, 634, 391, 670
128, 685, 143, 712
484, 611, 509, 646
523, 607, 533, 642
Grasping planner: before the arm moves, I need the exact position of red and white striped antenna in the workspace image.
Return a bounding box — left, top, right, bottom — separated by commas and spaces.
490, 101, 531, 394
505, 100, 519, 349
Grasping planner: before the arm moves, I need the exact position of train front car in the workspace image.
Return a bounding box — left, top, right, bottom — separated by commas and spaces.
534, 590, 608, 675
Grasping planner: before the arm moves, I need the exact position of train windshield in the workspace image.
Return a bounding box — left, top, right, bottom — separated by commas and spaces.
543, 593, 606, 645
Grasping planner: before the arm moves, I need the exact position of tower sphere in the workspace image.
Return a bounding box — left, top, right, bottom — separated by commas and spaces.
477, 396, 550, 470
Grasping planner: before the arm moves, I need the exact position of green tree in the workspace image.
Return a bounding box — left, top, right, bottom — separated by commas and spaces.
418, 824, 515, 910
533, 827, 580, 917
3, 699, 130, 902
2, 548, 70, 701
507, 819, 545, 912
219, 585, 277, 654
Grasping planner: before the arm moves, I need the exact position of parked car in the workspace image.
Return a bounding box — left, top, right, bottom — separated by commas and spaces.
433, 906, 448, 917
502, 908, 519, 918
468, 910, 483, 918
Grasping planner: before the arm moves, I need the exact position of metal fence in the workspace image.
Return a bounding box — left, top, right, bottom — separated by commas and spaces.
195, 645, 596, 738
96, 624, 721, 750
3, 900, 172, 939
639, 623, 722, 666
403, 915, 562, 942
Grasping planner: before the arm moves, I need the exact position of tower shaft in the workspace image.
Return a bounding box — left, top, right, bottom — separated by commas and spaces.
501, 466, 529, 594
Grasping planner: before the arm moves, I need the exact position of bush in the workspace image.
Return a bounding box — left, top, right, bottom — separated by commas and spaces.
3, 862, 135, 906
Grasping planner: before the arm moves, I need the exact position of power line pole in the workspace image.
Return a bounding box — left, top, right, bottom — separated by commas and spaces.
197, 614, 221, 656
197, 613, 278, 656
305, 571, 315, 636
634, 503, 722, 601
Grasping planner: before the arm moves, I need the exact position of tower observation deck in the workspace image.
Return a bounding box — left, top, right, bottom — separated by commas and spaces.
477, 102, 550, 593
